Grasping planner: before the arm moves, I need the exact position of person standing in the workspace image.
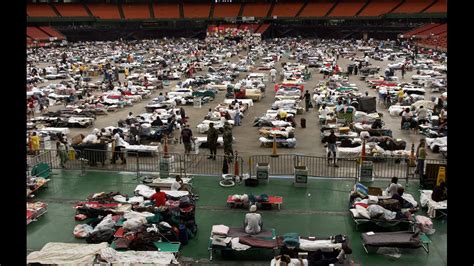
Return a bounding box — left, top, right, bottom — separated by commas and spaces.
180, 124, 195, 156
124, 67, 129, 79
304, 90, 311, 112
207, 122, 218, 160
56, 137, 68, 169
354, 64, 358, 75
30, 132, 41, 155
234, 106, 241, 126
270, 68, 277, 83
397, 89, 405, 103
180, 107, 186, 125
401, 64, 406, 79
111, 129, 128, 164
323, 129, 338, 167
416, 139, 427, 178
223, 124, 233, 158
416, 105, 428, 129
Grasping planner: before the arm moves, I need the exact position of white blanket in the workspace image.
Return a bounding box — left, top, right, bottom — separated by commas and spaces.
224, 98, 253, 106
99, 247, 176, 264
420, 190, 447, 218
27, 242, 108, 265
299, 239, 342, 252
134, 184, 189, 198
231, 237, 251, 251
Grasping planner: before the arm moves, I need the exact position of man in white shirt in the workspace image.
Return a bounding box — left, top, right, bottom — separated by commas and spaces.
244, 205, 262, 234
416, 105, 428, 125
319, 104, 330, 124
112, 129, 129, 164
270, 68, 277, 83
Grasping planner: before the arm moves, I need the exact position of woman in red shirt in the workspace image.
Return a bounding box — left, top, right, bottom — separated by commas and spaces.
150, 187, 167, 207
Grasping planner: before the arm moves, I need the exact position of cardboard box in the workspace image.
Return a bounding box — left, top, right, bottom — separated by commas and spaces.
368, 187, 383, 196
339, 127, 350, 134
71, 134, 85, 145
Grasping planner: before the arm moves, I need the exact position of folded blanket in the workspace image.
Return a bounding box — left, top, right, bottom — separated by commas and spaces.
231, 237, 251, 251
212, 225, 230, 236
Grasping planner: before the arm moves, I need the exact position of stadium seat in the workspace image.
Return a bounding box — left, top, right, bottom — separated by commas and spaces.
54, 4, 89, 17
27, 4, 57, 17
271, 1, 303, 18
153, 3, 180, 19
38, 26, 65, 40
298, 1, 334, 17
87, 3, 121, 19
27, 27, 51, 41
424, 0, 447, 13
213, 3, 241, 18
392, 0, 432, 14
358, 0, 401, 16
242, 3, 271, 18
122, 4, 151, 19
328, 0, 366, 17
183, 3, 211, 19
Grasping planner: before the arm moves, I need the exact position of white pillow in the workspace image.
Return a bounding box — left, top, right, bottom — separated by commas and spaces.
349, 208, 361, 218
356, 205, 371, 219
368, 195, 379, 204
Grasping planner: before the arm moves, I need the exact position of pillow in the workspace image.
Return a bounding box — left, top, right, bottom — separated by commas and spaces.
368, 195, 379, 204
356, 205, 371, 219
349, 208, 361, 218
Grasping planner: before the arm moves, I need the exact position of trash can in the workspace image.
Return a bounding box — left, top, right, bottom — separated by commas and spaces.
160, 157, 171, 178
359, 161, 373, 182
294, 166, 308, 187
256, 163, 270, 183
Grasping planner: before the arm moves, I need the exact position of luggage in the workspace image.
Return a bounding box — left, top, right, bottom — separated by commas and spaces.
301, 118, 306, 128
379, 199, 401, 211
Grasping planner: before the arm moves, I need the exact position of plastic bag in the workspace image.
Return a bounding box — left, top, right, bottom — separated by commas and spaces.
416, 215, 436, 235
73, 224, 93, 238
93, 214, 115, 232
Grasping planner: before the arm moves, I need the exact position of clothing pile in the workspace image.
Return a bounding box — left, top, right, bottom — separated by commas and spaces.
72, 188, 197, 251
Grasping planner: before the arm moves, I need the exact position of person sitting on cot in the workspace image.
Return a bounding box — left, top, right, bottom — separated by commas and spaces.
244, 205, 262, 234
171, 176, 192, 193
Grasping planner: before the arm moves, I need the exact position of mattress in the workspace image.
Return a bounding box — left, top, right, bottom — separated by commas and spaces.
362, 231, 421, 248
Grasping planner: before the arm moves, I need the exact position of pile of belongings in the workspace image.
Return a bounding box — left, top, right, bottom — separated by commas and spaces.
27, 176, 49, 197
27, 202, 48, 225
72, 187, 197, 249
349, 183, 419, 221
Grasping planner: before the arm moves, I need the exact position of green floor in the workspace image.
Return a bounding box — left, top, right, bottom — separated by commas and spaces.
27, 170, 447, 265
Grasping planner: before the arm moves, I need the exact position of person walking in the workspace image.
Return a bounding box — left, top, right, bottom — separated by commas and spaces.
416, 139, 427, 178
304, 90, 311, 112
270, 68, 277, 83
180, 124, 195, 156
207, 122, 218, 160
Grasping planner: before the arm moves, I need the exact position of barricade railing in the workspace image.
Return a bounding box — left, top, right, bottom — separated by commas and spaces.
31, 149, 447, 181
36, 149, 244, 178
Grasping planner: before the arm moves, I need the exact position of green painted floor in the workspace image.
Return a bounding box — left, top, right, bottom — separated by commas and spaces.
27, 170, 447, 265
